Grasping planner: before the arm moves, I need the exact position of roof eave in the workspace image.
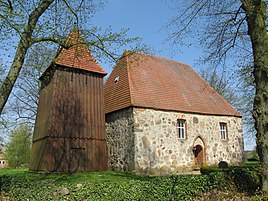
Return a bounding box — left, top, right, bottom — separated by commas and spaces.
105, 104, 242, 118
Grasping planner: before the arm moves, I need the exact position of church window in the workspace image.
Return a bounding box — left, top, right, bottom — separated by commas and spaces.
177, 119, 186, 139
220, 122, 227, 140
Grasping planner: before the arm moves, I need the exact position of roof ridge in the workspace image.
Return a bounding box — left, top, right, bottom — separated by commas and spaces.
126, 53, 133, 106
124, 50, 191, 68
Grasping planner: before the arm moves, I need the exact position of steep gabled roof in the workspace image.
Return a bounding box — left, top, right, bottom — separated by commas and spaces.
104, 51, 241, 117
42, 27, 107, 77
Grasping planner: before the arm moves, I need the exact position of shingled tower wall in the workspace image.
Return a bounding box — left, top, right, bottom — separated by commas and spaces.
29, 28, 108, 172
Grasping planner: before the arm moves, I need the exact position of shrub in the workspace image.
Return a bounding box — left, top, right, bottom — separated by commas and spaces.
200, 166, 260, 195
247, 158, 259, 162
0, 175, 12, 192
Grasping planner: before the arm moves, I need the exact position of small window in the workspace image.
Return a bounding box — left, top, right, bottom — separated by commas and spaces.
177, 119, 186, 139
114, 76, 119, 83
220, 122, 227, 140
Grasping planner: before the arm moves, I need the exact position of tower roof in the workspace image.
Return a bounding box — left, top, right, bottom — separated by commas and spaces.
52, 27, 107, 75
104, 51, 241, 117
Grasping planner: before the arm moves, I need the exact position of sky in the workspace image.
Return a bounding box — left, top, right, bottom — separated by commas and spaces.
89, 0, 254, 150
91, 0, 203, 74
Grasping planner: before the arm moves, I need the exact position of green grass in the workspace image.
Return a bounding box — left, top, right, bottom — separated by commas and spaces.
0, 169, 213, 200
0, 168, 28, 175
244, 160, 259, 167
0, 168, 152, 184
0, 167, 260, 200
0, 169, 163, 200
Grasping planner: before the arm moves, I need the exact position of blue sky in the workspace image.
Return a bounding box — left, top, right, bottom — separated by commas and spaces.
91, 0, 203, 74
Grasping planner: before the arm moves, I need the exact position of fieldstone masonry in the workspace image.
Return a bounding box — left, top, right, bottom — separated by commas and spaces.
106, 107, 244, 175
106, 108, 135, 171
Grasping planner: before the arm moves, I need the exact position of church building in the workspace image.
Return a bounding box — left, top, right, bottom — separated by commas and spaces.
104, 51, 244, 175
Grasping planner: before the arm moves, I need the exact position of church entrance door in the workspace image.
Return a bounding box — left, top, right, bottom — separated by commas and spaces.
194, 144, 203, 166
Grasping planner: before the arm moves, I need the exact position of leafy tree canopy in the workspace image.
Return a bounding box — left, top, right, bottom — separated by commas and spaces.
0, 0, 150, 116
4, 124, 32, 168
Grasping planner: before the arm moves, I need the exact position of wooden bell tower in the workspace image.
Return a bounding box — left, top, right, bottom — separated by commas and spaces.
29, 28, 108, 172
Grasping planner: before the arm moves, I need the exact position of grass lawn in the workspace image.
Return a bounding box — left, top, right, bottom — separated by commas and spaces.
0, 168, 210, 200
0, 168, 153, 184
0, 166, 261, 201
0, 168, 165, 200
0, 168, 28, 175
244, 160, 259, 167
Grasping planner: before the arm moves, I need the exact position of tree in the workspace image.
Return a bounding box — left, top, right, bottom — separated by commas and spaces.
0, 45, 55, 132
6, 45, 55, 128
237, 65, 256, 141
200, 67, 240, 107
4, 124, 32, 168
0, 0, 147, 116
0, 59, 8, 128
200, 65, 256, 143
167, 0, 268, 193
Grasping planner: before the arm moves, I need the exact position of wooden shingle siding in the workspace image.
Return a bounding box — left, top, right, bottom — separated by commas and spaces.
32, 73, 54, 142
30, 69, 107, 172
30, 28, 107, 172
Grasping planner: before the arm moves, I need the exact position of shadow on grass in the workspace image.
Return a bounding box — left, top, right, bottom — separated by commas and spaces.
1, 168, 154, 185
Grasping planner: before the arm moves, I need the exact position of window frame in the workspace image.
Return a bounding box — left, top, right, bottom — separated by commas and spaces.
220, 122, 228, 140
177, 119, 186, 139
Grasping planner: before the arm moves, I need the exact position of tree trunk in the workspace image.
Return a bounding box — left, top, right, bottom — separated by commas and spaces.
0, 0, 54, 115
242, 0, 268, 194
0, 38, 29, 115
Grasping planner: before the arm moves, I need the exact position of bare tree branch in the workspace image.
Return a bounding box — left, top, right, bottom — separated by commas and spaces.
62, 0, 78, 25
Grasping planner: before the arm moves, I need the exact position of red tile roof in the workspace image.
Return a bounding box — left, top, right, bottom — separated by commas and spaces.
54, 27, 107, 75
104, 51, 241, 117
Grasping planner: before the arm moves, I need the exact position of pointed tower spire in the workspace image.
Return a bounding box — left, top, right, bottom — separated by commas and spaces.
54, 27, 107, 75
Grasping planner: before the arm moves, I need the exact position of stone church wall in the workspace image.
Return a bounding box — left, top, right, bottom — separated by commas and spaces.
106, 107, 244, 175
133, 108, 244, 175
106, 108, 135, 171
